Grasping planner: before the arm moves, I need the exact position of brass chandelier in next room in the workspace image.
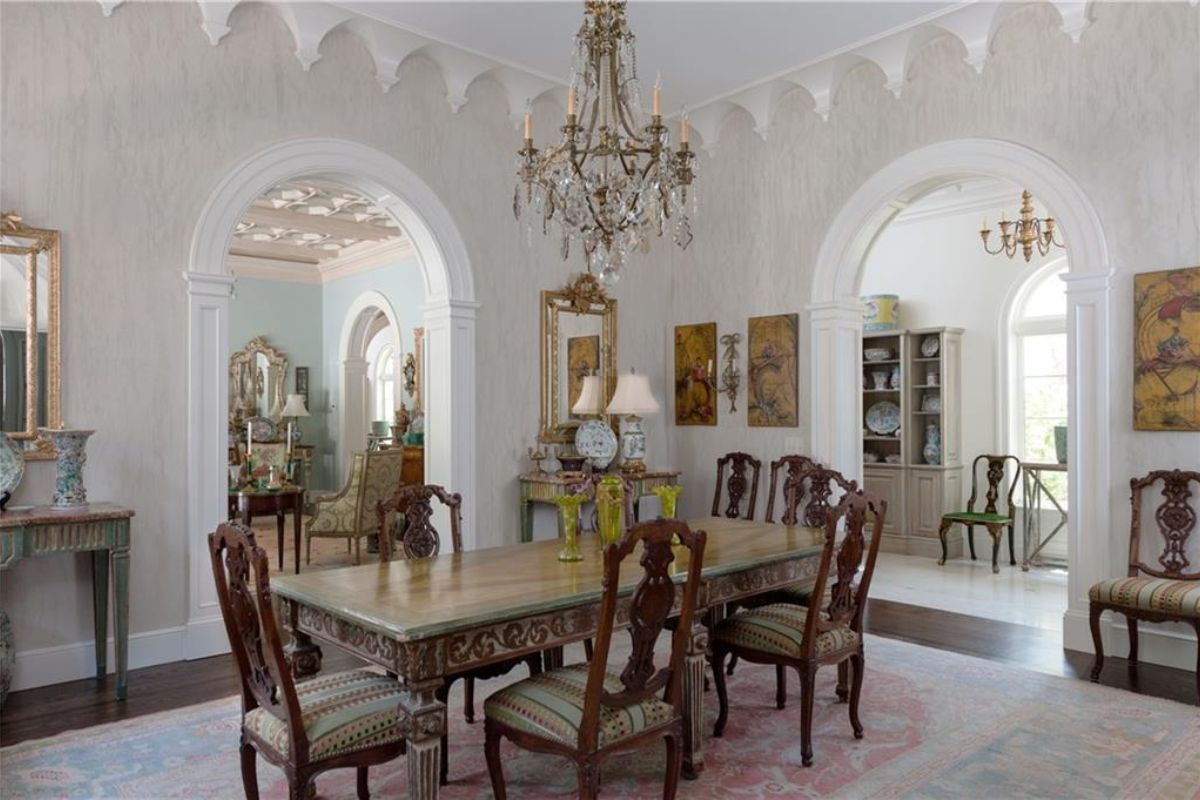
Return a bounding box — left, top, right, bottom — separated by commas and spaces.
514, 0, 697, 285
980, 190, 1065, 262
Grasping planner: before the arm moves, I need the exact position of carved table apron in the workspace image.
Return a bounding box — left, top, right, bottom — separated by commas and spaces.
0, 503, 134, 699
271, 516, 823, 800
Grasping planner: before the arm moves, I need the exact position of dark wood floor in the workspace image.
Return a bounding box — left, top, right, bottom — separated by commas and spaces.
2, 598, 1195, 747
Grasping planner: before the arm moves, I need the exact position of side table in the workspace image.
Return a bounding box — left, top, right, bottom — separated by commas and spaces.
1021, 462, 1068, 570
0, 503, 134, 700
518, 469, 681, 543
230, 487, 304, 574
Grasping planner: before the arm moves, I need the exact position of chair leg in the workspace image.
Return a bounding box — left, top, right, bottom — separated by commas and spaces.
288, 772, 312, 800
836, 660, 849, 703
525, 652, 543, 676
727, 653, 740, 676
239, 739, 260, 800
484, 721, 507, 800
988, 525, 1002, 574
583, 638, 594, 661
1089, 603, 1105, 682
848, 653, 865, 739
711, 646, 730, 737
1127, 617, 1139, 673
798, 664, 817, 767
1193, 622, 1200, 704
356, 767, 369, 800
663, 732, 682, 800
464, 677, 476, 723
578, 761, 600, 800
306, 535, 312, 566
354, 537, 361, 565
937, 519, 952, 566
1007, 523, 1017, 565
775, 664, 787, 710
967, 524, 977, 560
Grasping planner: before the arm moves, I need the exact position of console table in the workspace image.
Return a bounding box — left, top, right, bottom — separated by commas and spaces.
0, 503, 134, 700
518, 469, 681, 543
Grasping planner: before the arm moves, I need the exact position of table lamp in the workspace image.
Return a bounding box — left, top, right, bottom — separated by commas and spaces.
606, 369, 660, 473
571, 375, 617, 470
280, 393, 310, 452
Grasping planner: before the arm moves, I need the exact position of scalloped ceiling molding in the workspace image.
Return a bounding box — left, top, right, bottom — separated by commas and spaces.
99, 0, 1097, 153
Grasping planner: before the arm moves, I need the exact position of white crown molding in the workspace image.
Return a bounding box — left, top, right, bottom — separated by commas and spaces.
228, 237, 415, 285
318, 237, 416, 283
889, 179, 1024, 226
227, 254, 323, 284
98, 0, 1098, 153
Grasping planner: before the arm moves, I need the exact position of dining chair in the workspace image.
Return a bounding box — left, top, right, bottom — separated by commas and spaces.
1089, 469, 1200, 701
712, 451, 762, 520
937, 454, 1021, 574
209, 523, 406, 800
764, 455, 817, 524
709, 489, 886, 767
307, 448, 404, 564
376, 483, 541, 785
483, 518, 707, 800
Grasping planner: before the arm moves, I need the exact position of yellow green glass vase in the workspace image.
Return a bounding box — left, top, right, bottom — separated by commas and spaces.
595, 475, 625, 548
552, 493, 588, 562
652, 484, 683, 518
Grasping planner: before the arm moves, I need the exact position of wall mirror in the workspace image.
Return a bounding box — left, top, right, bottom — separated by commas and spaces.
230, 335, 288, 427
1, 211, 61, 459
539, 273, 617, 443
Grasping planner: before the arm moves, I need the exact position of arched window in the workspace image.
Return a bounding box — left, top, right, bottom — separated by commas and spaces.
1006, 258, 1069, 501
373, 344, 396, 422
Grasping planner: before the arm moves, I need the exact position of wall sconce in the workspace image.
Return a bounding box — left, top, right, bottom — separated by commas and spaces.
719, 332, 742, 413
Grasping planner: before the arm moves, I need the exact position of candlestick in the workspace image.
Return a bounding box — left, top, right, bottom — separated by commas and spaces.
287, 421, 294, 454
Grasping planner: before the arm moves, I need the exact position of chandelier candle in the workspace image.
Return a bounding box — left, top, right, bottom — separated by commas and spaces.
514, 0, 697, 285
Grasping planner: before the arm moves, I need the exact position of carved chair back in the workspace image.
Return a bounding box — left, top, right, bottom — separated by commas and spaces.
800, 490, 886, 659
376, 483, 464, 561
712, 451, 762, 520
792, 465, 858, 529
966, 454, 1021, 517
581, 518, 706, 751
569, 472, 636, 532
209, 523, 309, 761
1127, 469, 1200, 581
765, 455, 818, 524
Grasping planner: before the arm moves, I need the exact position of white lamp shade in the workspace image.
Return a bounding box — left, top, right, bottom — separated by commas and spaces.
606, 371, 660, 416
572, 375, 606, 415
281, 393, 311, 417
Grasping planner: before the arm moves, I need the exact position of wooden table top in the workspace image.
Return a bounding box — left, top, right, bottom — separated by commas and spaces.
272, 517, 825, 642
0, 502, 135, 528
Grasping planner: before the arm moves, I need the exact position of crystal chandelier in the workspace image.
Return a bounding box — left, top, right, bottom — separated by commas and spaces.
514, 0, 697, 285
980, 190, 1065, 262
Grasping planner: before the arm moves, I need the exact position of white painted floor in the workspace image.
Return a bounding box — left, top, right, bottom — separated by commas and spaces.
870, 551, 1069, 632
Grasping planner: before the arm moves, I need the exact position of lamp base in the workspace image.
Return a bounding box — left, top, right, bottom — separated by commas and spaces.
618, 414, 648, 473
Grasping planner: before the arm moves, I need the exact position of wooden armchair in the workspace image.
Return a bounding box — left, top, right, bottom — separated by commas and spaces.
937, 454, 1021, 574
376, 484, 541, 785
709, 490, 886, 767
484, 518, 707, 800
712, 451, 762, 520
1089, 469, 1200, 701
209, 523, 405, 800
306, 449, 404, 565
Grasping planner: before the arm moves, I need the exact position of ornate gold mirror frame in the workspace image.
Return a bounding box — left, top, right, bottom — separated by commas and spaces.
539, 273, 617, 443
229, 335, 289, 425
1, 211, 61, 460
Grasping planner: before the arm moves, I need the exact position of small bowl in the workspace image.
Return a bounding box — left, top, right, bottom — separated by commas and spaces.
557, 455, 587, 472
884, 454, 902, 464
864, 347, 892, 362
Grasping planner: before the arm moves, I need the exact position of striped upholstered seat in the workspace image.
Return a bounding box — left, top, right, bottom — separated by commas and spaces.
713, 603, 860, 659
1088, 577, 1200, 619
483, 663, 676, 749
244, 669, 405, 759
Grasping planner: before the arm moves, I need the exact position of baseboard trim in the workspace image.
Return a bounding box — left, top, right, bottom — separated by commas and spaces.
1063, 608, 1197, 672
185, 615, 231, 660
880, 533, 962, 560
11, 625, 186, 692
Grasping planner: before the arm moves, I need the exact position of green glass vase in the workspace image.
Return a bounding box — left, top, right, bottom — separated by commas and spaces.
552, 493, 588, 562
595, 475, 625, 549
652, 484, 683, 518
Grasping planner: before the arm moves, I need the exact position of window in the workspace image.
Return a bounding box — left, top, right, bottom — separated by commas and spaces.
1008, 261, 1069, 504
373, 344, 396, 422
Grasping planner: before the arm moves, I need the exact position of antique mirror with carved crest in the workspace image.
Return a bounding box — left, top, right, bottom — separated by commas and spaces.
229, 336, 289, 429
540, 273, 617, 443
1, 211, 61, 459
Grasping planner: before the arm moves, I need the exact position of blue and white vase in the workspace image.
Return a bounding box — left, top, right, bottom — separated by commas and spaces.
0, 432, 24, 511
922, 422, 941, 465
38, 428, 95, 509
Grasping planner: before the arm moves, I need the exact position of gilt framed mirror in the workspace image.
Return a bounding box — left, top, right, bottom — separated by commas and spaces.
229, 335, 289, 432
539, 273, 617, 443
1, 211, 61, 459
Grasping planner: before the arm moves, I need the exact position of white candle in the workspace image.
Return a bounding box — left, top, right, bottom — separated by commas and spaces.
653, 73, 661, 116
246, 422, 252, 457
681, 115, 689, 144
524, 112, 532, 140
287, 421, 294, 454
707, 358, 713, 376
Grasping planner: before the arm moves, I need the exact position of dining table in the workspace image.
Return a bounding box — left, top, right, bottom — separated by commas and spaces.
270, 516, 827, 799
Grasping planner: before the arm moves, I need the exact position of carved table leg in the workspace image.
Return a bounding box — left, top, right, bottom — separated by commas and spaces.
398, 678, 447, 800
282, 600, 323, 678
113, 543, 130, 701
543, 645, 564, 670
682, 617, 709, 779
91, 549, 109, 680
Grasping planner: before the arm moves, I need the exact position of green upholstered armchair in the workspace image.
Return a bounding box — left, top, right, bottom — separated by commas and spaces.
306, 448, 405, 565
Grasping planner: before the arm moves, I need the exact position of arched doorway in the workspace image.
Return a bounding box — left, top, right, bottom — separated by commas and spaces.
808, 138, 1111, 657
338, 291, 403, 482
184, 138, 478, 658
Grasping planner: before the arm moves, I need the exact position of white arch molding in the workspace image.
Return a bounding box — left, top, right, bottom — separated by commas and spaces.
808, 138, 1113, 660
184, 138, 479, 658
339, 291, 403, 481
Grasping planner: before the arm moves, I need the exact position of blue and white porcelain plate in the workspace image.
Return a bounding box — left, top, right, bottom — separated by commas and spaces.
865, 401, 901, 436
0, 432, 25, 502
575, 419, 618, 469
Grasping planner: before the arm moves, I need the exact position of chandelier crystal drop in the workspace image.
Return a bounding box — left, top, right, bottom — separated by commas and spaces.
514, 0, 697, 285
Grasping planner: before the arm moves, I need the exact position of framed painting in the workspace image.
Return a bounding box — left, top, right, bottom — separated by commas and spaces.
674, 322, 717, 426
294, 366, 309, 410
566, 334, 600, 415
747, 313, 799, 427
1134, 266, 1200, 430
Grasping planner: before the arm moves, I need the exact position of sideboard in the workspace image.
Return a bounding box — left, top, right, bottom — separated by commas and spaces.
0, 503, 134, 699
518, 469, 681, 543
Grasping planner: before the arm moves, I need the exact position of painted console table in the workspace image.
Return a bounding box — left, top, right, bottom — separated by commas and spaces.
518, 469, 681, 543
0, 503, 133, 699
1021, 462, 1068, 571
